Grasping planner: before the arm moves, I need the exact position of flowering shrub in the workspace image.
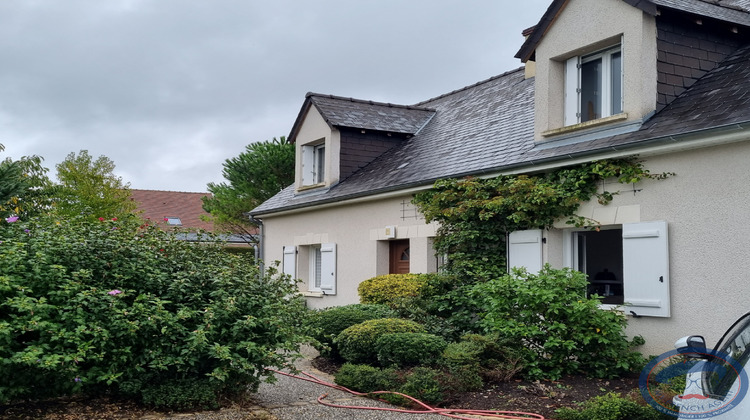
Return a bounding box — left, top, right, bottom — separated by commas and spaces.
0, 215, 308, 408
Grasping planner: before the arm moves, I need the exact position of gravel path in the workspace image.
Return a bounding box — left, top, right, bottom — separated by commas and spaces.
252, 346, 447, 420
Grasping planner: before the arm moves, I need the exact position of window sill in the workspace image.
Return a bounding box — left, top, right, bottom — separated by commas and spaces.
297, 183, 326, 192
301, 291, 324, 298
542, 113, 628, 138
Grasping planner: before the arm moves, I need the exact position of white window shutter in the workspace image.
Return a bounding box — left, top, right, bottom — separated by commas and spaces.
282, 245, 296, 278
622, 221, 670, 317
508, 230, 543, 274
301, 145, 314, 185
319, 243, 336, 294
564, 56, 580, 126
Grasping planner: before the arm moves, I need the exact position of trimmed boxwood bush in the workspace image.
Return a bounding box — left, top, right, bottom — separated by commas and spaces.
336, 318, 425, 364
400, 367, 445, 405
306, 304, 395, 357
334, 363, 402, 394
375, 333, 447, 367
358, 274, 426, 305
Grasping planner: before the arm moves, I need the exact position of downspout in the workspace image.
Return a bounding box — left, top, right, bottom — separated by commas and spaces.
249, 216, 264, 279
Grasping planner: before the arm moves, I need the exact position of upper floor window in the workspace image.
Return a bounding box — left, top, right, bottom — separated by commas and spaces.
565, 45, 623, 125
302, 141, 325, 186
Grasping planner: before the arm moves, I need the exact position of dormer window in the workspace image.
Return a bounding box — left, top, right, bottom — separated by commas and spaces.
302, 141, 325, 186
565, 44, 623, 126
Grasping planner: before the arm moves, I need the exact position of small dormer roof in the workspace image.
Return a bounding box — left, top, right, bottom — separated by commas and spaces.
515, 0, 750, 63
287, 93, 435, 143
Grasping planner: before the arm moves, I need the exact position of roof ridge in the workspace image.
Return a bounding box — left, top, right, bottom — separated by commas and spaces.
412, 67, 525, 106
305, 92, 435, 112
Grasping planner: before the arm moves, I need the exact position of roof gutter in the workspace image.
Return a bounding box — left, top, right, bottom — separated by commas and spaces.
252, 121, 750, 218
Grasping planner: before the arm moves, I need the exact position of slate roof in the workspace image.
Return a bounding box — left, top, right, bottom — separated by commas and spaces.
251, 3, 750, 217
252, 68, 536, 215
522, 43, 750, 161
288, 93, 436, 143
516, 0, 750, 62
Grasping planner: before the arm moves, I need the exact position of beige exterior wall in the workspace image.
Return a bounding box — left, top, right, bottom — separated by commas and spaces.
261, 194, 439, 310
544, 139, 750, 355
294, 106, 341, 190
534, 0, 658, 139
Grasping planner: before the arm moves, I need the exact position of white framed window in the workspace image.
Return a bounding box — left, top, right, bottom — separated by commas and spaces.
294, 242, 336, 295
302, 141, 325, 186
310, 245, 322, 289
509, 221, 670, 317
565, 44, 623, 125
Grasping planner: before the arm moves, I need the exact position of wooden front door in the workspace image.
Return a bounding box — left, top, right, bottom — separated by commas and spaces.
389, 240, 410, 274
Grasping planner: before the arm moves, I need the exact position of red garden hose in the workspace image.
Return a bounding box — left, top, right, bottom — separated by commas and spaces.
268, 368, 547, 420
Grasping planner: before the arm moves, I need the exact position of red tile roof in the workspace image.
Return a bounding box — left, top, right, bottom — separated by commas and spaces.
130, 189, 215, 231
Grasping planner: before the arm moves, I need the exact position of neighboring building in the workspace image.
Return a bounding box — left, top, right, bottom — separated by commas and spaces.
131, 189, 254, 245
250, 0, 750, 355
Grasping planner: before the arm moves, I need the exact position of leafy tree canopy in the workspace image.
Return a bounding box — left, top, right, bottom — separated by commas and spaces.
0, 144, 53, 220
54, 150, 137, 221
203, 137, 294, 237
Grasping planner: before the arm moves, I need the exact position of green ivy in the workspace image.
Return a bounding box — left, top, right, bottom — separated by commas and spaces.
412, 158, 672, 281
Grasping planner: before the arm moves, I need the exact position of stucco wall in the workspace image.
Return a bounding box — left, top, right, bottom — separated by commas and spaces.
260, 194, 439, 309
294, 106, 340, 189
534, 0, 658, 138
545, 139, 750, 355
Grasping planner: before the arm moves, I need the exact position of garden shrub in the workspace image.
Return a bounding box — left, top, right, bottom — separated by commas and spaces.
357, 274, 426, 306
334, 363, 402, 394
336, 318, 425, 364
385, 273, 477, 342
400, 367, 445, 405
555, 392, 671, 420
473, 266, 646, 380
139, 378, 219, 411
375, 333, 447, 367
305, 304, 395, 357
441, 334, 524, 383
0, 215, 309, 408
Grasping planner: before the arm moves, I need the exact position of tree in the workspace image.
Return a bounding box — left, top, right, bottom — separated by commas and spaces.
0, 144, 54, 220
203, 137, 294, 238
54, 150, 137, 221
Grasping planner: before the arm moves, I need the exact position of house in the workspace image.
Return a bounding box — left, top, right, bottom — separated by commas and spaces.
131, 189, 255, 246
250, 0, 750, 355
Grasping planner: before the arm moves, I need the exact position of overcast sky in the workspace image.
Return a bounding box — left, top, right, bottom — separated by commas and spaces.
0, 0, 551, 192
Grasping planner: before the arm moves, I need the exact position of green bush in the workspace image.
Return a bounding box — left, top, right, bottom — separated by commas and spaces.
441, 334, 524, 384
334, 363, 401, 394
358, 274, 426, 305
375, 333, 447, 367
139, 378, 219, 411
400, 367, 445, 405
306, 304, 395, 357
0, 215, 309, 407
336, 318, 425, 364
473, 266, 646, 380
555, 392, 671, 420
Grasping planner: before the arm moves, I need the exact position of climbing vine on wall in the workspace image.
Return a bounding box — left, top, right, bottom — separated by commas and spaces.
412, 158, 673, 282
